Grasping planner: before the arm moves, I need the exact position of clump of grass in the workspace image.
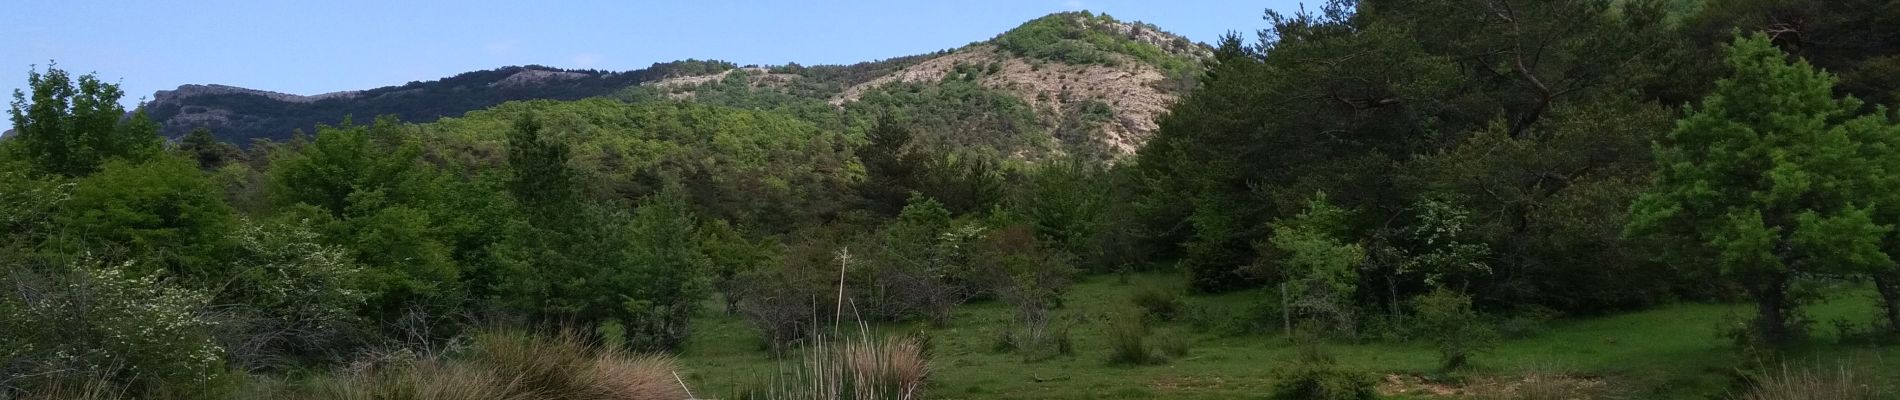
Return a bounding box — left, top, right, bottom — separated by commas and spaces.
1740, 362, 1878, 400
262, 329, 689, 400
13, 379, 128, 400
580, 351, 693, 400
1106, 307, 1163, 365
991, 315, 1075, 362
747, 332, 930, 400
1153, 329, 1191, 359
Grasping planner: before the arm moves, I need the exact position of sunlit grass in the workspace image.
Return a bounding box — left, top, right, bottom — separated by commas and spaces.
679, 274, 1900, 399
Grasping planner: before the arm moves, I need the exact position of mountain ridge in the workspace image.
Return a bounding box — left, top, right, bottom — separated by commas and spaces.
140, 11, 1209, 156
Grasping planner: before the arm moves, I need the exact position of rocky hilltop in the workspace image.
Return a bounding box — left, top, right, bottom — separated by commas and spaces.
643, 12, 1211, 158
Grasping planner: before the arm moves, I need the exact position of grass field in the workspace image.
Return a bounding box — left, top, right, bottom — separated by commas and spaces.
674, 274, 1900, 399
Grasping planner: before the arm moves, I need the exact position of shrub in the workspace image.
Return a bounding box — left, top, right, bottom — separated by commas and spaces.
0, 259, 225, 396
217, 216, 369, 370
1741, 363, 1879, 400
1267, 193, 1366, 337
1129, 282, 1185, 322
1268, 353, 1379, 400
1412, 288, 1497, 371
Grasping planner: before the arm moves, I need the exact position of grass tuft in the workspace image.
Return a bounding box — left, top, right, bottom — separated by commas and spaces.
1740, 362, 1879, 400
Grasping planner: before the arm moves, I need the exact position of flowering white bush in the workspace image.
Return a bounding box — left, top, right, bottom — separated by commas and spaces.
1, 259, 224, 393
221, 217, 367, 366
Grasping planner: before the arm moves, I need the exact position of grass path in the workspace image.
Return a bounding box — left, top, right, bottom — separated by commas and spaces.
675, 274, 1900, 399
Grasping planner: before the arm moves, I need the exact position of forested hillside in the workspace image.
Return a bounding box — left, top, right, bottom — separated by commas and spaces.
140, 61, 737, 142
142, 11, 1205, 162
6, 2, 1900, 399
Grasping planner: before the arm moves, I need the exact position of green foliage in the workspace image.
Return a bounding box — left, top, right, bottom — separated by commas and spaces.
220, 216, 368, 368
1267, 193, 1367, 334
267, 117, 462, 324
845, 78, 1050, 159
173, 127, 238, 170
58, 156, 237, 281
0, 161, 71, 267
1267, 363, 1379, 400
491, 114, 712, 350
1129, 282, 1185, 322
1627, 33, 1898, 344
1395, 196, 1492, 293
1007, 159, 1115, 270
0, 259, 224, 395
973, 224, 1078, 361
856, 193, 969, 324
614, 188, 714, 350
434, 99, 857, 232
1412, 288, 1497, 371
6, 64, 160, 176
992, 12, 1200, 75
701, 220, 778, 315
143, 64, 702, 142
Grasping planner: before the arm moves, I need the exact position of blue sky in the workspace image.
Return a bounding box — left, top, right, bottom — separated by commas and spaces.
3, 1, 1301, 107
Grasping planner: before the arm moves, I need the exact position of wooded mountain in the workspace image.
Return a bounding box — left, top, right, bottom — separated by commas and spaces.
142, 12, 1208, 158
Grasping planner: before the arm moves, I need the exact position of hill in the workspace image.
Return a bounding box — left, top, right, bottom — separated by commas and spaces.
638, 11, 1209, 159
143, 11, 1209, 159
140, 61, 735, 142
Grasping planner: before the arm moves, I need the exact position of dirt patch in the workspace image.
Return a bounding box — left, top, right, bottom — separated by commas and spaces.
1380, 374, 1464, 397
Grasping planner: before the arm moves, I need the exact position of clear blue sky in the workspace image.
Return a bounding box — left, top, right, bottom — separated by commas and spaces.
3, 1, 1302, 108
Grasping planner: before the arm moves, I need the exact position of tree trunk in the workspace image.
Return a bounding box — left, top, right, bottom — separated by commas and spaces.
1874, 271, 1900, 335
1752, 272, 1796, 345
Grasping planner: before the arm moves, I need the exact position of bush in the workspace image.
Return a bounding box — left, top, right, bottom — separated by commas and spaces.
218, 216, 369, 370
1129, 282, 1185, 322
0, 259, 226, 396
1268, 350, 1379, 400
1412, 288, 1497, 371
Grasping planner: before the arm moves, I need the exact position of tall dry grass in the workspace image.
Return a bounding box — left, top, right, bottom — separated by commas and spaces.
265, 329, 691, 400
747, 332, 929, 400
10, 379, 128, 400
1741, 362, 1879, 400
